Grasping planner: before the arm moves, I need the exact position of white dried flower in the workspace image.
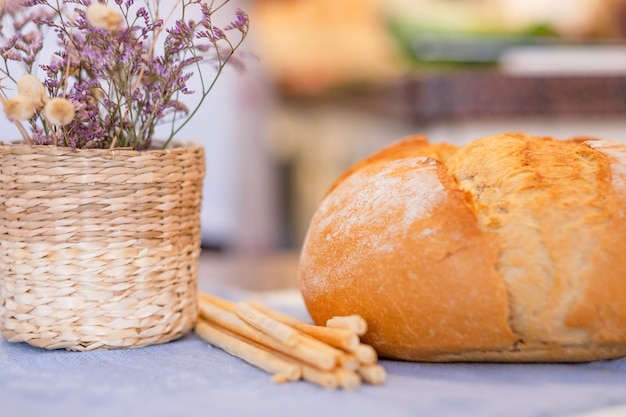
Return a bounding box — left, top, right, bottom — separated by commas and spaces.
17, 74, 47, 109
3, 95, 37, 121
44, 97, 75, 126
86, 3, 123, 31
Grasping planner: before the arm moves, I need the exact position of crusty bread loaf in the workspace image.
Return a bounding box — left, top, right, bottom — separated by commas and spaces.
298, 132, 626, 362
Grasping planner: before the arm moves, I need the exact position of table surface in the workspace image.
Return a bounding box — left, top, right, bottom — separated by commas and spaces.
2, 250, 626, 417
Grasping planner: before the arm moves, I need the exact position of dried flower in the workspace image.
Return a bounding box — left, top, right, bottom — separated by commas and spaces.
17, 74, 47, 109
0, 0, 250, 150
3, 95, 37, 121
85, 3, 122, 31
44, 97, 75, 126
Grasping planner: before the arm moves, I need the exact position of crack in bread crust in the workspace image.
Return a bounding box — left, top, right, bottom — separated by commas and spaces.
446, 133, 612, 346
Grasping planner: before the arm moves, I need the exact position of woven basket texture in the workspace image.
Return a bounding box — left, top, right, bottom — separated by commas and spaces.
0, 143, 205, 350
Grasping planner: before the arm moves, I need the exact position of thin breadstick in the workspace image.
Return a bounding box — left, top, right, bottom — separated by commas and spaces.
300, 363, 339, 389
352, 343, 378, 365
336, 368, 362, 390
235, 302, 299, 347
271, 373, 290, 384
326, 315, 368, 336
299, 324, 359, 352
249, 300, 359, 351
271, 345, 361, 390
200, 292, 236, 312
195, 319, 301, 382
337, 353, 360, 371
295, 333, 358, 371
358, 364, 387, 385
296, 332, 343, 359
199, 298, 337, 370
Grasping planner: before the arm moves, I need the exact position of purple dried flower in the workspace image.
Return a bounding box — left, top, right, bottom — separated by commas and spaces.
0, 0, 250, 150
2, 49, 22, 61
225, 9, 249, 33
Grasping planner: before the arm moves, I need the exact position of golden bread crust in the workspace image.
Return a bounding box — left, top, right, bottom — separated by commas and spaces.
565, 140, 626, 344
298, 132, 626, 362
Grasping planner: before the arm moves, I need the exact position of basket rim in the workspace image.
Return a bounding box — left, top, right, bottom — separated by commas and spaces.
0, 140, 204, 157
0, 140, 205, 185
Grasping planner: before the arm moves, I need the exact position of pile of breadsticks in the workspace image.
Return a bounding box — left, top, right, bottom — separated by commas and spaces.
195, 292, 386, 389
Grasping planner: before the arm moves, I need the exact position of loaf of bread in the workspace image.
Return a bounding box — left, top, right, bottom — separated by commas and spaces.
298, 132, 626, 362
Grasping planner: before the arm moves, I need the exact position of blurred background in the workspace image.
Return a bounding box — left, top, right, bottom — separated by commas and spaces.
3, 0, 626, 254
205, 0, 626, 254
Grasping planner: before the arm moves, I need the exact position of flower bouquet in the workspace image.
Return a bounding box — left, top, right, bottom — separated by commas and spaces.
0, 0, 249, 350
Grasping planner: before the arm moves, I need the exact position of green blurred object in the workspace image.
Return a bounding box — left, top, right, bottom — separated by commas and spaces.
387, 19, 561, 68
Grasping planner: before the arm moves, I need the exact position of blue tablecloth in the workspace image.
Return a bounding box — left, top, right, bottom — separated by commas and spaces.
2, 286, 626, 417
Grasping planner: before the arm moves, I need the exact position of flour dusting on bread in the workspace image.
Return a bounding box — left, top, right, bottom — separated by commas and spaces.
301, 157, 445, 295
315, 157, 443, 239
586, 140, 626, 205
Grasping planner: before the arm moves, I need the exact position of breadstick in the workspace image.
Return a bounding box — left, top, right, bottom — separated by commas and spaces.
235, 302, 299, 347
336, 368, 362, 390
300, 363, 339, 389
200, 292, 236, 312
296, 332, 343, 358
266, 346, 342, 390
195, 319, 301, 382
199, 298, 337, 370
271, 373, 290, 384
272, 345, 361, 390
352, 343, 378, 365
337, 352, 360, 371
298, 324, 359, 352
326, 315, 368, 336
358, 364, 387, 385
249, 300, 359, 351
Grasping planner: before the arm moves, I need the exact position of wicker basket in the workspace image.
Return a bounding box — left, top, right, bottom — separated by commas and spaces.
0, 142, 205, 350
